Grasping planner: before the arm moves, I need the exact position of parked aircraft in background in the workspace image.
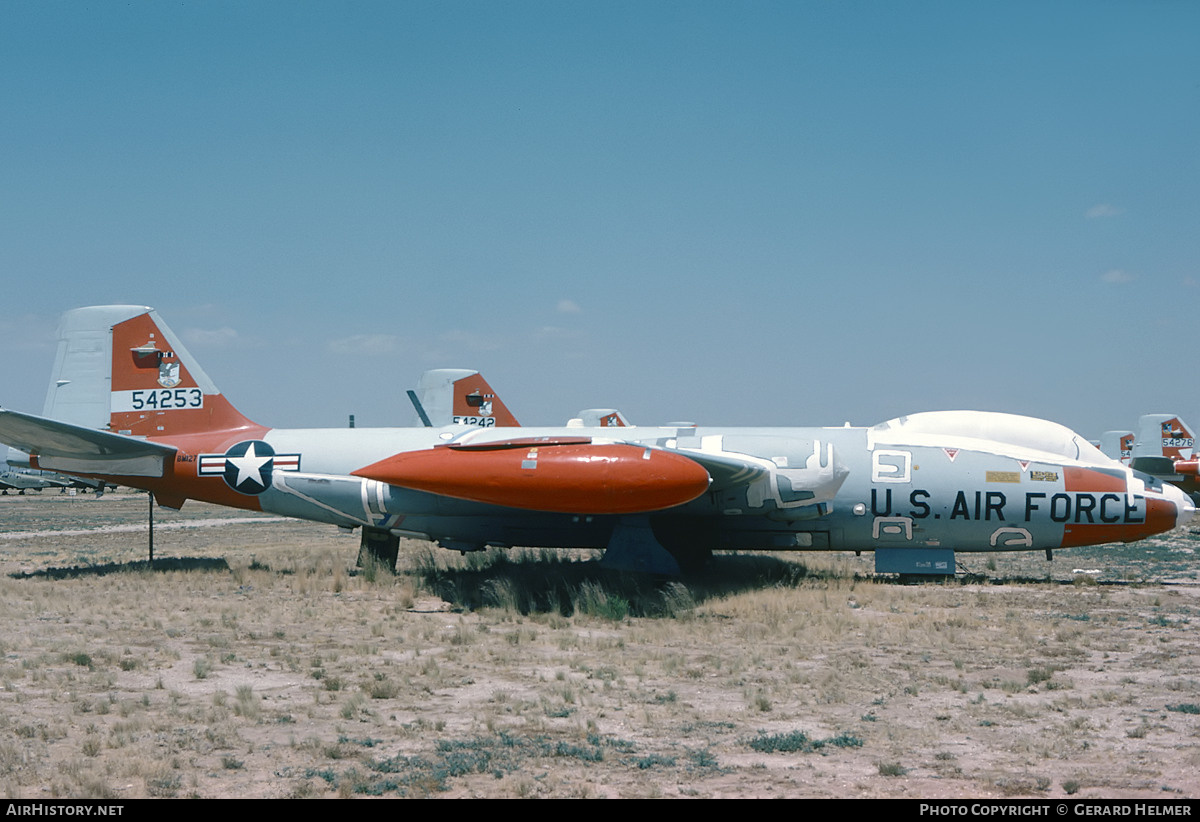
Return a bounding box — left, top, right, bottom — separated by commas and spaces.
1126, 414, 1198, 504
1131, 415, 1195, 468
0, 306, 1192, 575
1097, 431, 1134, 465
408, 370, 630, 431
408, 369, 519, 428
1172, 455, 1200, 496
569, 409, 631, 428
0, 447, 111, 495
0, 463, 68, 494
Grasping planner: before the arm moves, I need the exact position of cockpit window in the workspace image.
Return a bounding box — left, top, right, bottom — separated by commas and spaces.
874, 411, 1112, 466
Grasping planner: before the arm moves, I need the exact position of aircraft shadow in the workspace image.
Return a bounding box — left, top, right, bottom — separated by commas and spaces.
406, 553, 1143, 615
7, 552, 1138, 603
9, 556, 231, 580
400, 552, 850, 617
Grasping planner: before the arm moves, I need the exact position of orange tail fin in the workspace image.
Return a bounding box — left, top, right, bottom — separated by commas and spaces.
45, 306, 262, 440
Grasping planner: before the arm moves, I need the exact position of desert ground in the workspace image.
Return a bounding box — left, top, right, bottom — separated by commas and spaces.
0, 489, 1197, 799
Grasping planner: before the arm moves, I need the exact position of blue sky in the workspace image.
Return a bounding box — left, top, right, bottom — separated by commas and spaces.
2, 1, 1197, 435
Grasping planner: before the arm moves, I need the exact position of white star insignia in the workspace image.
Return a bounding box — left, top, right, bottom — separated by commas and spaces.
229, 442, 272, 489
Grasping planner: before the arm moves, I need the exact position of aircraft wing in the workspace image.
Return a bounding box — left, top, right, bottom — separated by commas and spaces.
1130, 455, 1179, 477
668, 446, 771, 491
22, 473, 68, 489
0, 408, 175, 477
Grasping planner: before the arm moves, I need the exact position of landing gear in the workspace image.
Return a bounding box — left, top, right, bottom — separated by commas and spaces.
357, 527, 399, 573
600, 517, 681, 575
599, 517, 718, 576
652, 518, 718, 574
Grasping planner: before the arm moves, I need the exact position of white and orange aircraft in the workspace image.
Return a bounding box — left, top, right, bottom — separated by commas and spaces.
1122, 415, 1198, 505
0, 306, 1192, 575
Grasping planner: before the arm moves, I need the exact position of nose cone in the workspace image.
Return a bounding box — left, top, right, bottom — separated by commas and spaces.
1164, 482, 1196, 530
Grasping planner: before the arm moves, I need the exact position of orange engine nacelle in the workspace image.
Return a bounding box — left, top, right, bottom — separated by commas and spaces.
1174, 459, 1198, 477
353, 440, 710, 514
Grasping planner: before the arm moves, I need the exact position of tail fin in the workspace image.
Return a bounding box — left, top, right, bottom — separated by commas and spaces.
1098, 430, 1134, 464
568, 408, 632, 428
43, 305, 261, 439
410, 369, 519, 427
1130, 413, 1195, 475
1131, 414, 1195, 461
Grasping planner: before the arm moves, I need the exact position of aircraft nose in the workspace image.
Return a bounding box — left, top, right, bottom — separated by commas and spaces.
1164, 482, 1196, 529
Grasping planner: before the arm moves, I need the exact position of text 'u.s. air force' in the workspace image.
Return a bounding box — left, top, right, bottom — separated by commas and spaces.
872, 490, 1146, 524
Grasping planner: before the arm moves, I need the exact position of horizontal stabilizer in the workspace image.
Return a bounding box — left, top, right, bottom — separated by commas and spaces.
0, 408, 175, 478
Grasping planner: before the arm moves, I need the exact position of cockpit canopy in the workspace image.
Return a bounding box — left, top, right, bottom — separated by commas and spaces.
872, 411, 1113, 466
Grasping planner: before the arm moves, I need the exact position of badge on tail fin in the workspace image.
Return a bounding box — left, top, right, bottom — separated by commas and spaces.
43, 305, 263, 440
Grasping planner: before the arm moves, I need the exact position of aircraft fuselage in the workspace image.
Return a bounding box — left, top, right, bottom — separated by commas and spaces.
80, 417, 1185, 557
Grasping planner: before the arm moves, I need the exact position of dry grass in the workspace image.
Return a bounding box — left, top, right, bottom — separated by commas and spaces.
0, 491, 1197, 798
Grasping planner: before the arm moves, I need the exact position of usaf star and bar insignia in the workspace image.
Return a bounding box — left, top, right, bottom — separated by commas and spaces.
198, 440, 300, 495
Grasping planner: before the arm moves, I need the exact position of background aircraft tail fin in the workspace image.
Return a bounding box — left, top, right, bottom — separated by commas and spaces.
412, 369, 519, 427
568, 408, 632, 428
1130, 413, 1196, 475
42, 305, 261, 439
1098, 430, 1134, 464
1131, 413, 1195, 460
